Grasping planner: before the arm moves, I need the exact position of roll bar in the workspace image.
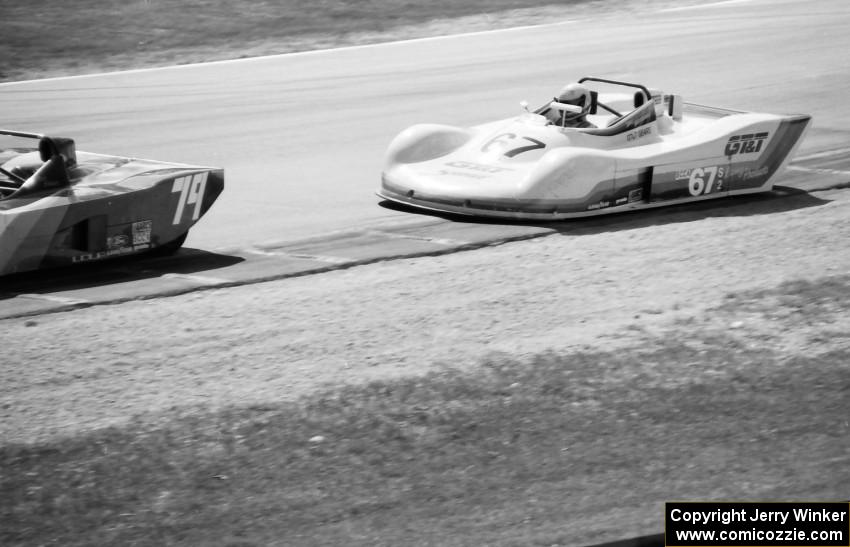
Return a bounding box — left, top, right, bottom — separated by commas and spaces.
577, 77, 652, 101
0, 129, 44, 140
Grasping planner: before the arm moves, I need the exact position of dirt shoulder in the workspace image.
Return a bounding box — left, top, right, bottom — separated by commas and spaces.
3, 188, 850, 445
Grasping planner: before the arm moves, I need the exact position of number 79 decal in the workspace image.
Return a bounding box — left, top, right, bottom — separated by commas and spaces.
172, 172, 208, 225
481, 133, 546, 158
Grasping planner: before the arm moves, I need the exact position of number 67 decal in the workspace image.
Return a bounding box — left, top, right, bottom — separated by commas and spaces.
688, 166, 725, 196
482, 133, 546, 158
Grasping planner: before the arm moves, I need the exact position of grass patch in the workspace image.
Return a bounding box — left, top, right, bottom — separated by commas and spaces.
2, 333, 848, 545
3, 0, 601, 82
4, 277, 850, 546
719, 276, 850, 317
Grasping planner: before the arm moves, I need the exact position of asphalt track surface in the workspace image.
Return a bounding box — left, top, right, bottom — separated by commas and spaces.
2, 0, 850, 313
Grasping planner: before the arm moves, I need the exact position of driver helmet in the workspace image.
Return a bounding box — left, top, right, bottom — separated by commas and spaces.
556, 83, 592, 117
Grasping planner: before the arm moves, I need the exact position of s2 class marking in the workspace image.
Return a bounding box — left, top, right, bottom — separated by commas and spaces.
481, 133, 546, 158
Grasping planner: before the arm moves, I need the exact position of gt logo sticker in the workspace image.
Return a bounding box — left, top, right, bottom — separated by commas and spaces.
171, 172, 208, 225
688, 166, 725, 196
725, 132, 769, 156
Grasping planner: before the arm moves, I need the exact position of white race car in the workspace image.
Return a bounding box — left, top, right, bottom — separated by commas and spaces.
377, 77, 811, 219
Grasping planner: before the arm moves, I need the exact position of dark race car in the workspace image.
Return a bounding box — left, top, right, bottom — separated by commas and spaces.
0, 130, 223, 275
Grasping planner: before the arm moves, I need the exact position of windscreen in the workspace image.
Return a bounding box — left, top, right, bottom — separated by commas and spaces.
0, 132, 43, 186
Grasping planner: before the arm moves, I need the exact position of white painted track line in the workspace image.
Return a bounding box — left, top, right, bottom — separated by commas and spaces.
660, 0, 756, 12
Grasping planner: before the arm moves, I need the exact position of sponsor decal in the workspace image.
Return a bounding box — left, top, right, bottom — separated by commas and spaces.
132, 220, 152, 245
731, 166, 770, 182
444, 161, 512, 174
628, 188, 643, 202
71, 240, 152, 263
172, 172, 208, 225
107, 234, 130, 250
615, 196, 629, 205
437, 169, 489, 179
626, 126, 653, 142
72, 247, 137, 263
586, 200, 611, 211
725, 132, 769, 156
675, 168, 694, 181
